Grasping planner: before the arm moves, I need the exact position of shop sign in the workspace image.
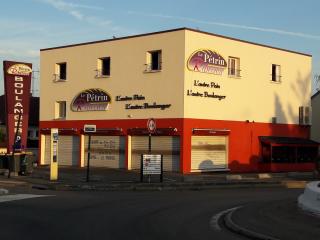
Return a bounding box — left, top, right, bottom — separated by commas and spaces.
147, 118, 156, 133
7, 64, 32, 75
125, 102, 171, 110
3, 61, 32, 153
142, 154, 162, 175
115, 94, 145, 101
186, 79, 226, 100
71, 88, 111, 111
88, 139, 117, 161
84, 124, 96, 133
187, 49, 227, 75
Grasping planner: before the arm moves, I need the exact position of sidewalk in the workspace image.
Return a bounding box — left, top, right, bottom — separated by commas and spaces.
0, 166, 317, 191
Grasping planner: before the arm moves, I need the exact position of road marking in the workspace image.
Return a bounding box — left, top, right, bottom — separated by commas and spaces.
0, 194, 54, 203
210, 206, 243, 231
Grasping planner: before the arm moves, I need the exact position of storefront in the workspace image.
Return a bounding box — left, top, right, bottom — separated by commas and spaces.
39, 27, 318, 173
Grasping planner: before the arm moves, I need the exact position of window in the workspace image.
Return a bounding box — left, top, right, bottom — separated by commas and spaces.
96, 57, 111, 77
271, 64, 281, 82
299, 106, 311, 125
55, 101, 66, 119
55, 62, 67, 81
228, 57, 240, 77
145, 50, 162, 72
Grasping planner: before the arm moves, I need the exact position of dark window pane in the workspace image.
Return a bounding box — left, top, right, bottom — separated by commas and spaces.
59, 63, 67, 80
102, 57, 110, 76
272, 64, 276, 81
151, 52, 159, 70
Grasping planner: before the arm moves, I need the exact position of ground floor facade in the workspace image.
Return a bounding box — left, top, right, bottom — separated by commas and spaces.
39, 118, 317, 174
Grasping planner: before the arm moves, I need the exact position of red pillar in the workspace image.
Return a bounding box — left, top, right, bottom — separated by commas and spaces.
180, 121, 191, 174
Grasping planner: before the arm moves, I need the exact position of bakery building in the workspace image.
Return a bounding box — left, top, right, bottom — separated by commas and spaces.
39, 27, 318, 173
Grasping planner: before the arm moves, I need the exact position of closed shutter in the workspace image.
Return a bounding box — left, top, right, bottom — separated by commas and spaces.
58, 136, 79, 166
131, 136, 180, 172
44, 135, 51, 165
191, 136, 228, 171
84, 135, 125, 168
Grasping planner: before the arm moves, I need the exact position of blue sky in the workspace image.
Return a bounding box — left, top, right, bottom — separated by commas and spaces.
0, 0, 320, 95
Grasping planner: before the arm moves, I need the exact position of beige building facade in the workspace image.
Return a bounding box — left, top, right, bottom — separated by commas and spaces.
40, 28, 317, 173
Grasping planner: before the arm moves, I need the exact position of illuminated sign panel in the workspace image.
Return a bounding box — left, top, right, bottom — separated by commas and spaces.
3, 61, 32, 152
71, 88, 111, 112
187, 49, 227, 75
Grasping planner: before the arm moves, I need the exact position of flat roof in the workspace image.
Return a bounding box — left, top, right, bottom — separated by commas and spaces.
40, 27, 312, 57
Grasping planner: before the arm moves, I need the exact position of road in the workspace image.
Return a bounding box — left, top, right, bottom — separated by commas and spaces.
0, 187, 318, 240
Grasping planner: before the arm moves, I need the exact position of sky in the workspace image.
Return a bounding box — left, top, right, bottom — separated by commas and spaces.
0, 0, 319, 96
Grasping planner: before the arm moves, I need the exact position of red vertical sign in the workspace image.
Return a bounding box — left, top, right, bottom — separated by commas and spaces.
3, 61, 32, 153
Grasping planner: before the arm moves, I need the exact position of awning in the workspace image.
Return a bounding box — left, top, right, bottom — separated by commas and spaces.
259, 136, 319, 147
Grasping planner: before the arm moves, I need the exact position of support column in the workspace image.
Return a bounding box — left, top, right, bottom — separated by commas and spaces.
126, 135, 132, 170
180, 126, 192, 174
79, 134, 85, 167
39, 134, 45, 165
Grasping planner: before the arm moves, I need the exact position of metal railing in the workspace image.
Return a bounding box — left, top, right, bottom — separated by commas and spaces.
228, 68, 241, 77
95, 69, 110, 77
271, 74, 281, 82
53, 73, 66, 81
144, 62, 162, 72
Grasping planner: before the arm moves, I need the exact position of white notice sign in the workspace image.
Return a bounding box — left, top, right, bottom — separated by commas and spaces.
142, 154, 162, 175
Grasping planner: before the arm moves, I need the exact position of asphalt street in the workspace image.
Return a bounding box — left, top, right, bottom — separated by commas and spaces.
0, 187, 318, 240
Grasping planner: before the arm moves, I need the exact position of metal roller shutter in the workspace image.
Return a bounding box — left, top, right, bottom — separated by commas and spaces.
131, 136, 180, 172
44, 135, 51, 165
191, 136, 228, 171
58, 136, 80, 166
84, 135, 125, 168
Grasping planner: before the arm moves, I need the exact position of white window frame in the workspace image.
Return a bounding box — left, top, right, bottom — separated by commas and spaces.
145, 50, 162, 72
54, 62, 67, 81
271, 64, 281, 82
228, 57, 241, 77
96, 57, 111, 78
55, 101, 66, 119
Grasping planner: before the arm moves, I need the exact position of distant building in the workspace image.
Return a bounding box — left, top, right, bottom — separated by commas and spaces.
39, 27, 318, 173
0, 95, 39, 152
311, 91, 320, 142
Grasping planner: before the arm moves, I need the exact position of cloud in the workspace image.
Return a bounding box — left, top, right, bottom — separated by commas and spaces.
0, 48, 39, 58
40, 0, 104, 11
128, 11, 320, 40
38, 0, 116, 28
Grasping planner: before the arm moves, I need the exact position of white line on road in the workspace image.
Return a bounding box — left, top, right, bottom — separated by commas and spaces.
0, 194, 54, 203
210, 206, 243, 231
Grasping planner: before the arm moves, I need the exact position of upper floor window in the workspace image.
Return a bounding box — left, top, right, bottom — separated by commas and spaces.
96, 57, 111, 77
299, 106, 311, 125
228, 57, 241, 77
271, 64, 281, 82
55, 101, 66, 119
145, 50, 162, 72
55, 62, 67, 81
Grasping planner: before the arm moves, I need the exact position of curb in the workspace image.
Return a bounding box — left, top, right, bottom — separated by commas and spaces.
224, 206, 280, 240
31, 180, 286, 191
0, 178, 308, 192
0, 188, 9, 195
